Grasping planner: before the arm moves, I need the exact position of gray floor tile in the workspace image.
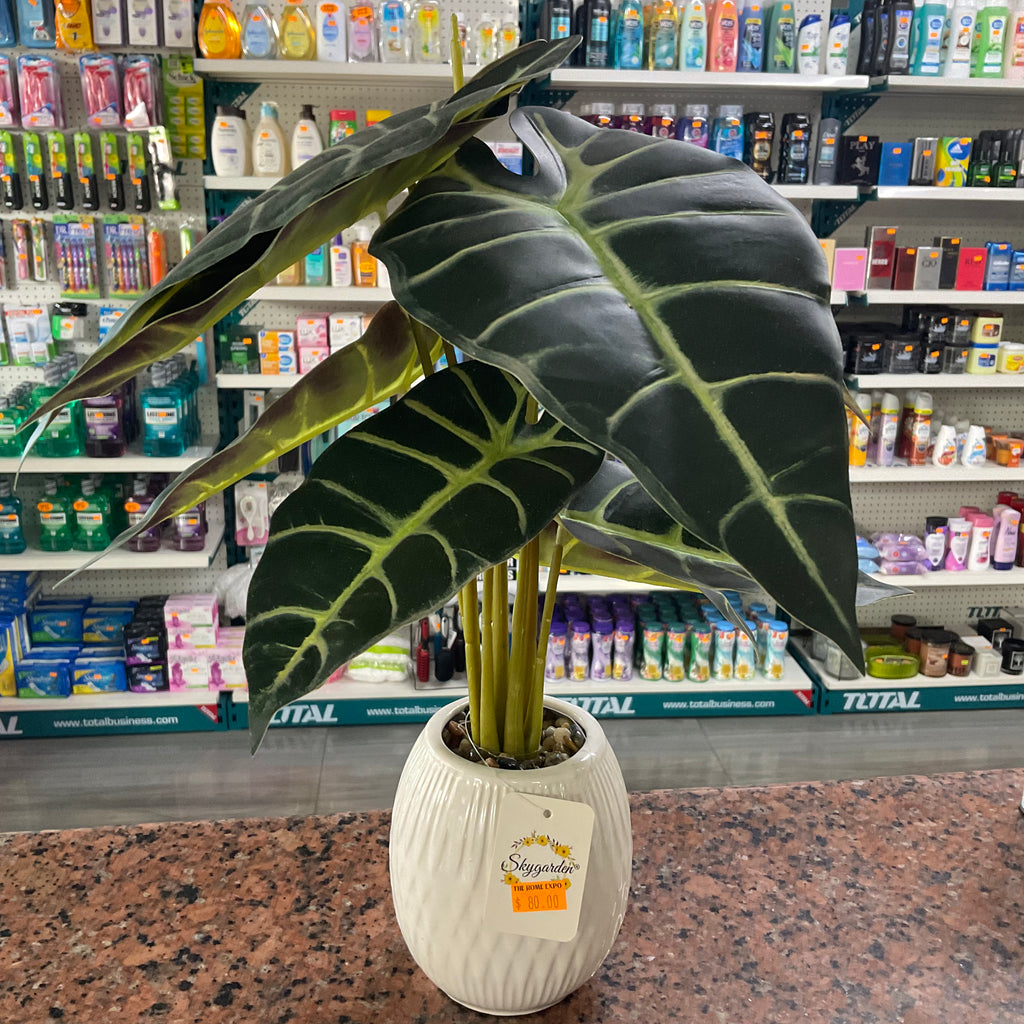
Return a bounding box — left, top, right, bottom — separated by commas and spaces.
317, 724, 420, 813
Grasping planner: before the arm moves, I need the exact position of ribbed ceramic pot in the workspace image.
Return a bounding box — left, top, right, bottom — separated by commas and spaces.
389, 695, 632, 1016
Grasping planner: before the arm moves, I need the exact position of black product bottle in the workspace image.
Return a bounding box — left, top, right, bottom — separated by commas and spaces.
813, 116, 840, 184
997, 129, 1022, 187
857, 0, 877, 73
537, 0, 572, 41
743, 112, 775, 181
778, 113, 812, 185
582, 0, 612, 66
968, 130, 995, 186
886, 0, 914, 73
870, 0, 890, 74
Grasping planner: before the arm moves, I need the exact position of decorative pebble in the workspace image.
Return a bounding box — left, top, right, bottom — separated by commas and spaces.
444, 710, 588, 770
496, 756, 521, 770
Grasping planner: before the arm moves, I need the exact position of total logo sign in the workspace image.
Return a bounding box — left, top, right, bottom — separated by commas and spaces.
842, 690, 921, 712
559, 696, 635, 716
271, 703, 340, 726
0, 715, 23, 737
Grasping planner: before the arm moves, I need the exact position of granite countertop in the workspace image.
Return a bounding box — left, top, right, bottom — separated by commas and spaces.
3, 769, 1024, 1023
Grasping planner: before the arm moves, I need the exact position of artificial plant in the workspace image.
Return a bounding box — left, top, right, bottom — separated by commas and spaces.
27, 36, 871, 756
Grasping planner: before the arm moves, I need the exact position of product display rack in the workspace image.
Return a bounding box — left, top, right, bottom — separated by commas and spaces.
849, 463, 1024, 483
867, 568, 1024, 588
845, 373, 1024, 390
852, 290, 1024, 306
250, 285, 391, 303
547, 70, 871, 92
872, 187, 1024, 203
0, 441, 218, 475
194, 59, 487, 85
0, 690, 228, 739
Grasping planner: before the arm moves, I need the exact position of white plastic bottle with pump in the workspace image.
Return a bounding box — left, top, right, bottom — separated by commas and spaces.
291, 104, 323, 167
942, 0, 977, 75
252, 102, 289, 177
210, 105, 251, 177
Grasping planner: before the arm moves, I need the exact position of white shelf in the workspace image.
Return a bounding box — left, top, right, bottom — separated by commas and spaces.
881, 75, 1024, 95
0, 690, 220, 712
850, 462, 1024, 483
195, 58, 480, 84
773, 185, 861, 200
854, 290, 1024, 305
216, 373, 301, 389
0, 441, 217, 474
251, 285, 391, 303
204, 175, 277, 190
831, 290, 848, 305
846, 373, 1024, 389
535, 569, 684, 595
0, 528, 224, 570
868, 568, 1024, 588
875, 186, 1024, 201
549, 69, 870, 91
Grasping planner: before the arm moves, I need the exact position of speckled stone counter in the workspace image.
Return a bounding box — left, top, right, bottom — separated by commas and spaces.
3, 769, 1024, 1023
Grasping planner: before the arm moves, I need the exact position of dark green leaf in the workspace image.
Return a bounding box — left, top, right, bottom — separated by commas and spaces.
25, 38, 580, 429
374, 105, 862, 667
243, 360, 602, 749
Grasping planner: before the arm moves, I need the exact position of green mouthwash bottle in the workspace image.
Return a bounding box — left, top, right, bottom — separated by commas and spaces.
36, 476, 74, 551
0, 477, 26, 554
72, 477, 113, 552
0, 398, 28, 457
32, 386, 84, 458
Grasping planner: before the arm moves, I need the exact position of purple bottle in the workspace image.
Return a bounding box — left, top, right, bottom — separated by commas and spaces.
82, 389, 128, 457
643, 103, 677, 137
125, 476, 162, 552
590, 618, 614, 680
173, 501, 207, 551
579, 102, 616, 128
614, 103, 646, 132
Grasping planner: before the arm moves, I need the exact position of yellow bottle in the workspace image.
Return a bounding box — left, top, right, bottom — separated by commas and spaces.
278, 0, 316, 58
198, 0, 242, 58
351, 225, 377, 287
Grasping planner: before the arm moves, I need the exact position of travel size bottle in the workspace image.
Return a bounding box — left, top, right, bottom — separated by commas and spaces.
496, 0, 520, 54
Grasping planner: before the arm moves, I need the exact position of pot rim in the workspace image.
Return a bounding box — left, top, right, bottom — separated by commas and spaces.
423, 695, 609, 782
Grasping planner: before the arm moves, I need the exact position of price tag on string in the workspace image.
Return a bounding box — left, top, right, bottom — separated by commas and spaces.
483, 792, 594, 942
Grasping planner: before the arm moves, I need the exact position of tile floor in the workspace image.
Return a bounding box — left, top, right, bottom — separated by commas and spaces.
2, 709, 1023, 833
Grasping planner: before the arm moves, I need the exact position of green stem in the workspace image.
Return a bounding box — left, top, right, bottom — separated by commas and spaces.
526, 522, 569, 752
442, 339, 459, 369
504, 535, 539, 759
492, 566, 509, 745
478, 567, 500, 753
413, 327, 438, 378
450, 13, 465, 91
458, 581, 481, 746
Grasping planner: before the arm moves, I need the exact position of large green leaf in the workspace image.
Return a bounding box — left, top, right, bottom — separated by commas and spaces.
373, 105, 862, 667
24, 38, 579, 429
243, 361, 603, 749
98, 303, 441, 557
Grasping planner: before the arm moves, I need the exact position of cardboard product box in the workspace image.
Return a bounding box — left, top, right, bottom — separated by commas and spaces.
833, 248, 868, 292
866, 226, 899, 289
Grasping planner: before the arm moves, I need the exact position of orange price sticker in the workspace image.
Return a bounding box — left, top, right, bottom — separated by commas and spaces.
510, 881, 568, 914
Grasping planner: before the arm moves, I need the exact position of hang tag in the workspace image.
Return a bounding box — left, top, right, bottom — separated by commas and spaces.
483, 792, 594, 943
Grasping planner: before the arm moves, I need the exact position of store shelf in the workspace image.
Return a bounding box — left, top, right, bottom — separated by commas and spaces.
0, 440, 217, 474
549, 69, 870, 91
227, 655, 816, 728
874, 186, 1024, 202
880, 75, 1024, 95
773, 185, 861, 200
830, 290, 848, 305
216, 372, 302, 389
852, 290, 1024, 305
535, 569, 682, 595
195, 59, 481, 84
0, 528, 224, 570
868, 568, 1024, 588
203, 175, 278, 191
850, 462, 1024, 483
251, 285, 391, 303
846, 373, 1024, 390
0, 689, 226, 738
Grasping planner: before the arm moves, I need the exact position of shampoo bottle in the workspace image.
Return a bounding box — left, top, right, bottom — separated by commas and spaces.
942, 0, 976, 75
909, 0, 947, 73
711, 104, 744, 157
797, 12, 822, 70
290, 104, 323, 166
0, 478, 25, 554
647, 0, 680, 67
679, 0, 708, 66
252, 101, 288, 177
708, 0, 739, 68
972, 1, 1009, 74
582, 0, 612, 64
615, 0, 644, 66
240, 2, 278, 56
826, 8, 850, 72
675, 102, 710, 145
278, 0, 316, 57
197, 0, 242, 57
1005, 0, 1024, 74
315, 0, 347, 59
887, 0, 915, 72
766, 0, 796, 68
738, 0, 765, 70
210, 105, 251, 176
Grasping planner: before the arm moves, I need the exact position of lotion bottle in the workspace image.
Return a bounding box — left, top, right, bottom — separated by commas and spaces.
291, 104, 323, 166
316, 0, 347, 59
210, 105, 251, 176
992, 504, 1022, 569
252, 101, 288, 177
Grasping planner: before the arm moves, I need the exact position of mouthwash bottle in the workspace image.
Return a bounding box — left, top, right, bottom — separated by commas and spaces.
173, 503, 208, 552
32, 387, 84, 458
36, 476, 74, 551
125, 476, 162, 552
0, 478, 25, 554
72, 477, 113, 552
82, 390, 128, 458
0, 399, 28, 458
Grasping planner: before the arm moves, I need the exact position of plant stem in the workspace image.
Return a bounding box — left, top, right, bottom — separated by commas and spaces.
458, 581, 481, 746
505, 535, 539, 759
491, 566, 509, 744
413, 326, 439, 378
526, 522, 569, 753
478, 567, 500, 753
449, 13, 465, 91
441, 340, 459, 369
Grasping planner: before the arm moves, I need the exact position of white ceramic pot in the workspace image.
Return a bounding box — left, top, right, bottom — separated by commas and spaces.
389, 696, 632, 1016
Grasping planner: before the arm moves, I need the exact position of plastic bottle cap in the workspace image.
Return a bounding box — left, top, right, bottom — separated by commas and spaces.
300, 104, 316, 120
260, 102, 279, 119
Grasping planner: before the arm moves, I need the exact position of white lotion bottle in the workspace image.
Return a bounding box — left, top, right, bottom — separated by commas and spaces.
210, 105, 251, 176
291, 104, 323, 167
942, 0, 977, 76
252, 101, 289, 177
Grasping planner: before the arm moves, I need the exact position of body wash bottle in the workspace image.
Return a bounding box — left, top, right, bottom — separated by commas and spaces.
942, 0, 976, 75
252, 101, 288, 177
708, 0, 739, 68
1005, 0, 1024, 75
766, 0, 796, 69
972, 1, 1009, 75
278, 0, 316, 58
738, 0, 765, 70
909, 0, 946, 73
615, 0, 644, 66
647, 0, 680, 67
679, 0, 707, 66
240, 2, 278, 57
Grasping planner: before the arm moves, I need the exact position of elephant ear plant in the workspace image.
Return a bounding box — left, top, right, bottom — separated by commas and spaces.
26, 36, 869, 758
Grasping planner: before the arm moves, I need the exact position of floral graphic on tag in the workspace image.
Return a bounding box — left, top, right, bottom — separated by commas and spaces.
500, 831, 581, 894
